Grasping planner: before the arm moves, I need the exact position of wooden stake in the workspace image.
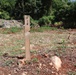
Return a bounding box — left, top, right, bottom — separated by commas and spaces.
24, 15, 31, 61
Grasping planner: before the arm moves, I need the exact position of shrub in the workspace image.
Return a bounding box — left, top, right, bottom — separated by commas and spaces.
30, 17, 39, 28
63, 22, 76, 29
38, 15, 55, 26
54, 21, 63, 28
0, 10, 10, 19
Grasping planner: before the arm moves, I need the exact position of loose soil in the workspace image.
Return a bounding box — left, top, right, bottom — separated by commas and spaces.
0, 29, 76, 75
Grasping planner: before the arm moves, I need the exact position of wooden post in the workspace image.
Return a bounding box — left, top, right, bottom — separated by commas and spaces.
24, 15, 31, 61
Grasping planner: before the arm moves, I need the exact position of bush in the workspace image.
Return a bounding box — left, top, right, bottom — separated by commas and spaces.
0, 10, 10, 19
54, 21, 63, 28
63, 22, 76, 29
30, 17, 39, 28
38, 16, 54, 26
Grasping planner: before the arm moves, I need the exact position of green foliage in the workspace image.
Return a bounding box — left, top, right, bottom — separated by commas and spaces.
38, 15, 55, 26
31, 26, 57, 32
54, 21, 63, 28
0, 10, 10, 19
32, 58, 38, 62
4, 59, 14, 66
14, 0, 38, 19
30, 17, 39, 28
68, 71, 76, 75
3, 27, 22, 34
0, 0, 76, 28
40, 0, 52, 16
30, 50, 37, 54
10, 27, 22, 33
52, 0, 76, 28
14, 0, 52, 19
0, 0, 16, 19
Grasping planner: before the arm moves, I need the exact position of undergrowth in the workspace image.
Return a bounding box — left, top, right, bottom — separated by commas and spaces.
31, 26, 58, 32
0, 27, 22, 34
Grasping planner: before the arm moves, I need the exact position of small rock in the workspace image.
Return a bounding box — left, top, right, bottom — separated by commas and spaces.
21, 47, 25, 50
43, 54, 48, 58
18, 59, 26, 68
22, 72, 27, 75
43, 64, 46, 67
21, 44, 35, 50
51, 56, 62, 71
49, 62, 53, 66
51, 71, 56, 74
8, 74, 11, 75
30, 44, 35, 50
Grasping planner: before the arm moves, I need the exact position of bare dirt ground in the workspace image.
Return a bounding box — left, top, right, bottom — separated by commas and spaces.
0, 29, 76, 75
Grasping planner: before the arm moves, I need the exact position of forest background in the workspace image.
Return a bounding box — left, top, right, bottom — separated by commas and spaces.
0, 0, 76, 28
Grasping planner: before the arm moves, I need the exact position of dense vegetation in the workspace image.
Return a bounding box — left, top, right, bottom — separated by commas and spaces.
0, 0, 76, 28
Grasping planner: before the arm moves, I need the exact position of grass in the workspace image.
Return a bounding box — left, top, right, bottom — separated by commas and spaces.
32, 58, 38, 63
0, 34, 24, 56
0, 26, 58, 34
4, 59, 14, 66
31, 26, 58, 32
30, 50, 37, 54
0, 27, 76, 75
11, 49, 25, 56
68, 71, 76, 75
61, 39, 66, 50
0, 27, 22, 34
74, 64, 76, 67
